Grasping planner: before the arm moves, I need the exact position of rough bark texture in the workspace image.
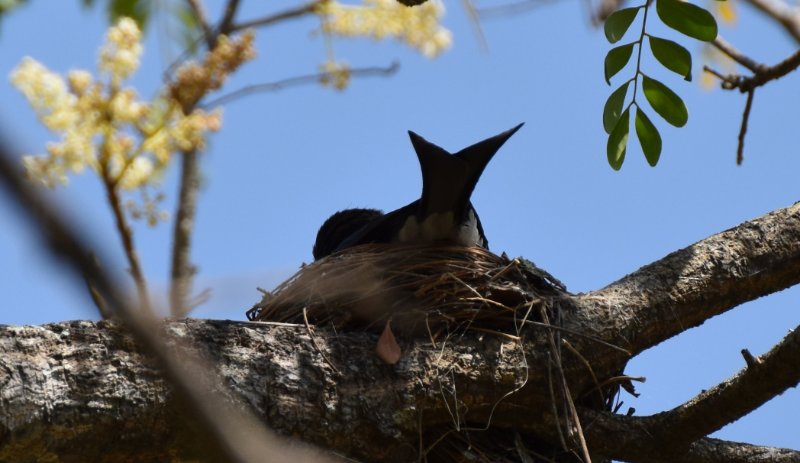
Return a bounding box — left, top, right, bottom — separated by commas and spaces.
1, 202, 799, 463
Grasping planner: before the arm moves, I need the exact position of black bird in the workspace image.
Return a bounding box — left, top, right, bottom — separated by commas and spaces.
313, 208, 384, 260
313, 124, 524, 260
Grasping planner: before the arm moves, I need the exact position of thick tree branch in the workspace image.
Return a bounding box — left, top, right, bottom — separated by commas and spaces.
0, 319, 543, 462
576, 201, 800, 357
569, 323, 800, 461
652, 322, 800, 444
578, 410, 800, 462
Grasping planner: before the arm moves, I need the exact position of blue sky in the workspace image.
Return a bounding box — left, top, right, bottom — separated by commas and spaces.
0, 0, 797, 452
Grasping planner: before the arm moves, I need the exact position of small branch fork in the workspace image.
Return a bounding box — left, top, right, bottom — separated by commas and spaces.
704, 36, 800, 164
576, 322, 800, 461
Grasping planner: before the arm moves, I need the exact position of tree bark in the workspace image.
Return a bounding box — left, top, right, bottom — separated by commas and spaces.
1, 201, 799, 463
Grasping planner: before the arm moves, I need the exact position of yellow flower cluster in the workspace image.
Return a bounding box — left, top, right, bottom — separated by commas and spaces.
169, 31, 256, 112
318, 0, 452, 58
9, 17, 225, 203
99, 17, 143, 84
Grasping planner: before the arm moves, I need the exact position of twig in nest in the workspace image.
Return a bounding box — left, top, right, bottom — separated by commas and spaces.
563, 339, 605, 406
540, 305, 592, 463
303, 307, 340, 373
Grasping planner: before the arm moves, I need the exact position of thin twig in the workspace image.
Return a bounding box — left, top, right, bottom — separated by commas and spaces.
229, 1, 324, 33
101, 164, 151, 312
461, 0, 489, 52
708, 40, 800, 92
562, 339, 605, 405
742, 48, 800, 91
303, 307, 340, 373
218, 0, 242, 35
540, 306, 592, 463
186, 0, 215, 49
203, 62, 400, 108
737, 89, 755, 165
476, 0, 562, 18
711, 37, 761, 73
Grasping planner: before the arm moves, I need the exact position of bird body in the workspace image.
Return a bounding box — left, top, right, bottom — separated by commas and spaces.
313, 124, 523, 260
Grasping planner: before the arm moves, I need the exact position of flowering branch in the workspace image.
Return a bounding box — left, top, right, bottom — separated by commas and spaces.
166, 8, 256, 315
10, 18, 230, 315
203, 62, 399, 107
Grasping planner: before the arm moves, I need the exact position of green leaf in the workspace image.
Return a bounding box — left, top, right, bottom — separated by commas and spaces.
649, 36, 692, 81
604, 7, 640, 43
656, 0, 718, 42
642, 75, 688, 127
635, 108, 662, 166
607, 107, 630, 170
0, 0, 27, 13
109, 0, 149, 29
605, 43, 635, 84
603, 82, 630, 134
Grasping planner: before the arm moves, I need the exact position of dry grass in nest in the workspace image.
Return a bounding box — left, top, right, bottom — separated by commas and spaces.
247, 243, 566, 340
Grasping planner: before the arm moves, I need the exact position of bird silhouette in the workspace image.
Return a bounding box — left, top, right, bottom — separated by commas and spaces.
313, 123, 523, 260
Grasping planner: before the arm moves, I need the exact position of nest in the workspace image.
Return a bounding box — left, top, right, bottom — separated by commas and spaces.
246, 244, 614, 463
246, 243, 566, 340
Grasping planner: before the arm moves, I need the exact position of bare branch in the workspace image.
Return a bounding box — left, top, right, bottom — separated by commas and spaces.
579, 409, 800, 462
476, 0, 563, 18
711, 37, 761, 73
229, 1, 324, 33
741, 48, 800, 91
203, 62, 400, 108
675, 438, 800, 463
645, 322, 800, 446
219, 0, 242, 35
708, 37, 800, 92
742, 0, 800, 43
169, 148, 201, 317
101, 160, 151, 312
186, 0, 215, 49
705, 39, 800, 164
736, 89, 755, 165
577, 201, 800, 357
